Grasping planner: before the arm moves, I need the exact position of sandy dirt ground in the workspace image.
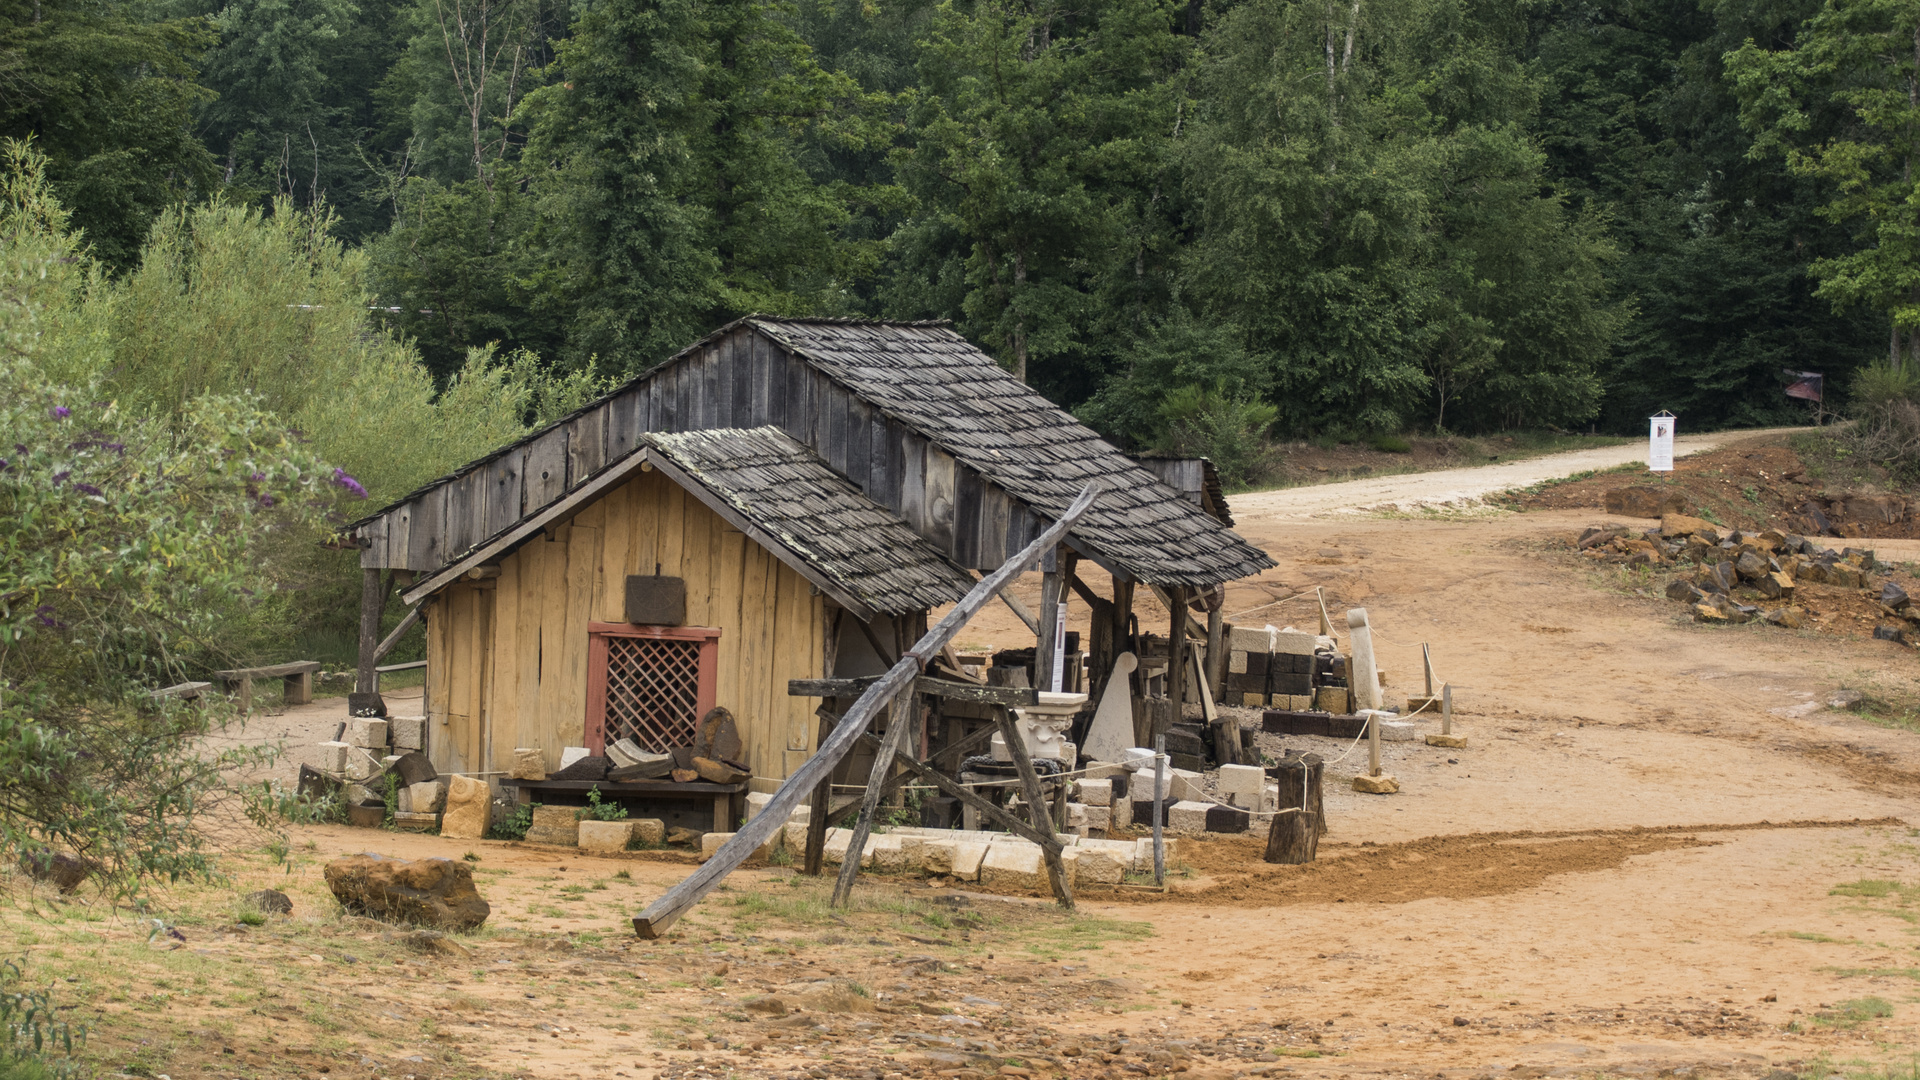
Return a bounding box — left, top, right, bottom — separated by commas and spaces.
21, 429, 1920, 1080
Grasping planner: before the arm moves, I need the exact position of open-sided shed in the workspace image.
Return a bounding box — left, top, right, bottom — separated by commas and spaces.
343, 317, 1274, 792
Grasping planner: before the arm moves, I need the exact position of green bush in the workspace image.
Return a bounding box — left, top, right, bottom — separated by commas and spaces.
1368, 434, 1413, 453
0, 961, 83, 1079
488, 802, 534, 841
584, 787, 628, 821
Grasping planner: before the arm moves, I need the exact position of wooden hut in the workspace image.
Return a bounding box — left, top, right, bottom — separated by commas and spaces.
342, 317, 1273, 806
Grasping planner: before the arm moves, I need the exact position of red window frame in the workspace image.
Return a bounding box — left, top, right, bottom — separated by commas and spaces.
583, 622, 721, 755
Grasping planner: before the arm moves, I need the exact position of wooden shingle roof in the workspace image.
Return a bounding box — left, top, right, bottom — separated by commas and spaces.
746, 319, 1272, 584
645, 427, 975, 616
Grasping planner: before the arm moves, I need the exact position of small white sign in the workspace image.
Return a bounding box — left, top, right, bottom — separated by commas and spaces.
1648, 414, 1676, 472
1050, 598, 1069, 692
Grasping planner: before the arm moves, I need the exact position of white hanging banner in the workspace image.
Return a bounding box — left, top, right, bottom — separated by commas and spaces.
1050, 597, 1069, 692
1648, 413, 1676, 472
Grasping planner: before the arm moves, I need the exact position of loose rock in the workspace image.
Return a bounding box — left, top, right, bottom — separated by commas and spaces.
323, 853, 490, 930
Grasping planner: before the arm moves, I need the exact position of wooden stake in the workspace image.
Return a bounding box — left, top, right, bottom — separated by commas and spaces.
830, 690, 913, 907
994, 708, 1074, 910
1316, 587, 1334, 640
1422, 643, 1435, 698
630, 482, 1101, 938
1442, 683, 1453, 736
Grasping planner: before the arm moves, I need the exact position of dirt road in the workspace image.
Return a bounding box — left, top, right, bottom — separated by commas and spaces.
1230, 426, 1811, 519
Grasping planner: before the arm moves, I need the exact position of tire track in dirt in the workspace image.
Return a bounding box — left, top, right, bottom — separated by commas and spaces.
1085, 817, 1905, 908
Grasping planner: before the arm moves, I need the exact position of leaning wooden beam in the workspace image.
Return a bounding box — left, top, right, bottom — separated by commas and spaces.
994, 709, 1074, 909
629, 482, 1102, 939
831, 692, 914, 908
998, 588, 1040, 635
371, 607, 421, 664
856, 733, 1063, 850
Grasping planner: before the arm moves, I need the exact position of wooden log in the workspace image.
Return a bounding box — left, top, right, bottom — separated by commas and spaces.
998, 588, 1040, 635
1205, 601, 1225, 704
994, 708, 1073, 910
831, 689, 914, 907
1166, 586, 1189, 722
1036, 549, 1063, 693
1264, 810, 1318, 864
804, 708, 836, 876
631, 482, 1101, 938
354, 567, 385, 697
1272, 751, 1326, 838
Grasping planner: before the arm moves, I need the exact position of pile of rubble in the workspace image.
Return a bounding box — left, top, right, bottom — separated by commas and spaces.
1579, 513, 1911, 633
298, 715, 493, 839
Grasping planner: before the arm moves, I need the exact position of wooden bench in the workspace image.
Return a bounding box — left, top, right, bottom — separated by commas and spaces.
501, 778, 748, 833
150, 681, 212, 701
214, 661, 321, 711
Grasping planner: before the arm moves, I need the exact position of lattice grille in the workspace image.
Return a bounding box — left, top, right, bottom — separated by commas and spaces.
601, 637, 703, 752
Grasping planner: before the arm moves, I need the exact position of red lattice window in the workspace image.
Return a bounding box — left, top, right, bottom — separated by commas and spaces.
584, 623, 720, 755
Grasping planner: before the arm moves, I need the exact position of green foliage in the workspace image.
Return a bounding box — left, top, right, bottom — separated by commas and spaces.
1153, 383, 1281, 489
488, 802, 534, 840
1813, 996, 1893, 1027
1369, 434, 1413, 454
583, 787, 627, 821
0, 961, 82, 1079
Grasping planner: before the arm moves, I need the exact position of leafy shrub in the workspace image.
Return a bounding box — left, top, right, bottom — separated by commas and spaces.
488, 803, 534, 840
584, 787, 628, 821
1368, 434, 1413, 453
0, 961, 83, 1079
1844, 366, 1920, 479
1155, 382, 1281, 489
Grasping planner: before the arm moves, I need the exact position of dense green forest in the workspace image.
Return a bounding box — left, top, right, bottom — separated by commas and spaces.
4, 0, 1918, 462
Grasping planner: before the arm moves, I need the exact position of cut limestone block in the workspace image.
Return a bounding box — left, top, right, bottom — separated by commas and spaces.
699, 831, 777, 862
1086, 806, 1111, 831
780, 822, 810, 856
1066, 845, 1127, 885
558, 747, 590, 770
1217, 764, 1266, 808
1426, 733, 1468, 748
1379, 720, 1418, 742
1110, 794, 1132, 830
1132, 837, 1177, 873
744, 792, 807, 826
439, 775, 491, 840
391, 811, 438, 832
1167, 800, 1211, 834
1263, 782, 1280, 812
310, 741, 350, 774
1066, 803, 1087, 830
509, 747, 547, 781
821, 828, 855, 866
388, 716, 425, 751
606, 738, 646, 768
980, 841, 1044, 891
1077, 778, 1113, 807
949, 840, 990, 881
1168, 768, 1206, 803
870, 835, 909, 874
524, 805, 580, 846
347, 717, 388, 749
344, 747, 382, 782
407, 780, 447, 814
1081, 762, 1129, 780
632, 818, 667, 845
1205, 805, 1250, 834
1352, 773, 1399, 794
578, 819, 635, 853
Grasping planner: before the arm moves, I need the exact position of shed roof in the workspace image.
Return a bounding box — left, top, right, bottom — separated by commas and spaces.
741, 319, 1270, 584
645, 427, 976, 616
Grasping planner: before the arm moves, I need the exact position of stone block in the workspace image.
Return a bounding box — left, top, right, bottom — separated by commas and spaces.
632, 818, 667, 845
1426, 733, 1468, 748
346, 783, 381, 807
1085, 806, 1110, 831
1241, 692, 1264, 708
343, 747, 381, 782
1076, 778, 1113, 807
1204, 805, 1250, 833
1066, 803, 1087, 830
979, 841, 1044, 891
347, 717, 388, 749
1379, 720, 1418, 741
1216, 764, 1266, 808
1131, 837, 1176, 873
323, 853, 488, 931
1352, 773, 1399, 794
1066, 846, 1127, 885
388, 716, 424, 751
559, 747, 590, 769
309, 741, 349, 773
438, 775, 491, 839
578, 819, 635, 853
949, 840, 990, 881
869, 835, 908, 874
821, 828, 855, 866
745, 791, 775, 822
392, 811, 438, 832
524, 805, 580, 847
1167, 800, 1212, 834
407, 780, 446, 814
1316, 687, 1349, 714
509, 747, 547, 781
700, 831, 776, 861
1081, 761, 1128, 780
605, 737, 645, 768
1228, 626, 1274, 652
1229, 650, 1248, 674
1110, 795, 1133, 829
1168, 768, 1205, 803
1263, 782, 1279, 813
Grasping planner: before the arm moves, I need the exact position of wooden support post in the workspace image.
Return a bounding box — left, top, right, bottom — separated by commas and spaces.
993, 708, 1073, 910
630, 483, 1102, 938
803, 708, 836, 876
1166, 586, 1190, 725
372, 607, 421, 664
1316, 587, 1334, 640
998, 589, 1040, 635
354, 568, 385, 696
1036, 548, 1063, 693
1422, 643, 1435, 698
1442, 683, 1453, 735
1264, 807, 1319, 864
830, 689, 914, 908
1205, 598, 1225, 705
1111, 577, 1134, 694
1272, 750, 1326, 837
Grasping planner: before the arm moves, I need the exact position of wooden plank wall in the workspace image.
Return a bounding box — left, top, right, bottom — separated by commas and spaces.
358, 324, 1058, 576
424, 467, 828, 783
